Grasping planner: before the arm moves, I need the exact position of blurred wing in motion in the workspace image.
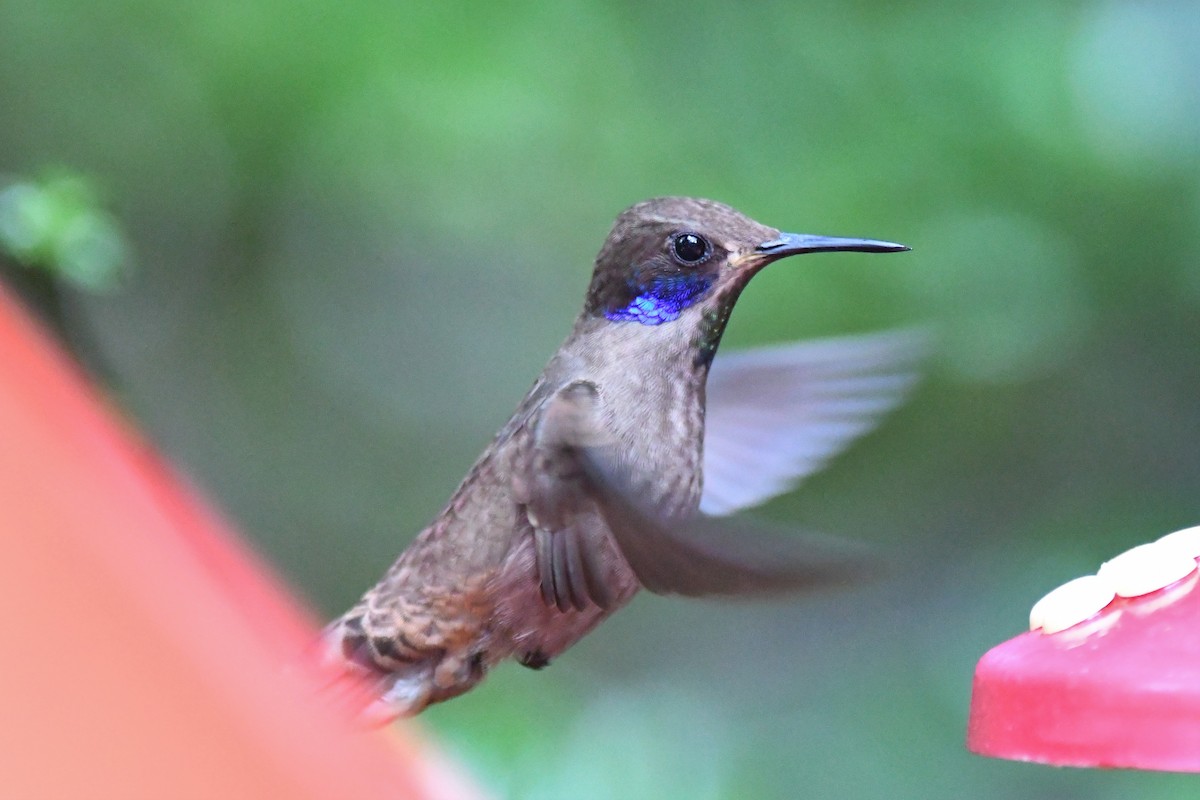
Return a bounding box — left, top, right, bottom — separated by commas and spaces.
533, 383, 874, 599
586, 464, 875, 597
700, 329, 928, 517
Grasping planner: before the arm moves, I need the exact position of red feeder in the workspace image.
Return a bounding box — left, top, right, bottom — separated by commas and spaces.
0, 283, 482, 799
968, 557, 1200, 771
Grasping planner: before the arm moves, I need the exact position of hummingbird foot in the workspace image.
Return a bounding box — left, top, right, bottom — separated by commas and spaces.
517, 649, 552, 670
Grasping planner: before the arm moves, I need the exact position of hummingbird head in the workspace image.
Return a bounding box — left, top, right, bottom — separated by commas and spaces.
582, 197, 907, 366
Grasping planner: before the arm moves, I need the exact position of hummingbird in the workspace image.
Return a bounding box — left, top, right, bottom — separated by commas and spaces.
323, 196, 920, 720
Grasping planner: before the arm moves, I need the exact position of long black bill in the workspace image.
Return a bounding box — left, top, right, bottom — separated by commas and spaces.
756, 231, 909, 257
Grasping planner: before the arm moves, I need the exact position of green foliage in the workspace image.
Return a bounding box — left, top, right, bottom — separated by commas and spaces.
0, 171, 129, 290
4, 0, 1200, 797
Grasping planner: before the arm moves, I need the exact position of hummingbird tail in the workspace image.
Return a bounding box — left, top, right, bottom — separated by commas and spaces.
317, 609, 491, 724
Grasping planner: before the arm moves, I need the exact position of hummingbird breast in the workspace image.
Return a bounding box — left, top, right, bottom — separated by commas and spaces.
578, 321, 709, 513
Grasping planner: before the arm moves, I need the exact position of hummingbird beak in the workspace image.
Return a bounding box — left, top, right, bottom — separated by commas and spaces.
754, 232, 910, 259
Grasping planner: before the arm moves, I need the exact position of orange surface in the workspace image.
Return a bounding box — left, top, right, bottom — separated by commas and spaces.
0, 284, 481, 799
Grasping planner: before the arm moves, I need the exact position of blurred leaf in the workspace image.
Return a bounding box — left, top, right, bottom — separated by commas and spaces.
0, 170, 130, 290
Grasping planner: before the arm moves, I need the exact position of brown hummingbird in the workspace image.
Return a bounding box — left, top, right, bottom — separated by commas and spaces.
323, 197, 920, 720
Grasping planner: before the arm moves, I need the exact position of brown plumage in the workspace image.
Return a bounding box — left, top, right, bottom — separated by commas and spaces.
323, 197, 918, 718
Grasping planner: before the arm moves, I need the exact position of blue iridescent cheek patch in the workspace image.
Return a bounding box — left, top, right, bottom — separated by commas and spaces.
605, 274, 714, 325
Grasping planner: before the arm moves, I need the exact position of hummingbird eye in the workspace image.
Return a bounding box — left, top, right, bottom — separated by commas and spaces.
671, 232, 710, 265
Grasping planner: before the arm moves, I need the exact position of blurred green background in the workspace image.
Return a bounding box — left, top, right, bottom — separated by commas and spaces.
4, 0, 1200, 796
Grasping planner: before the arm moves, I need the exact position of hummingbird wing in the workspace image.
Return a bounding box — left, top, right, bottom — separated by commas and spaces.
699, 329, 927, 517
523, 381, 619, 612
585, 463, 874, 597
533, 382, 874, 599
